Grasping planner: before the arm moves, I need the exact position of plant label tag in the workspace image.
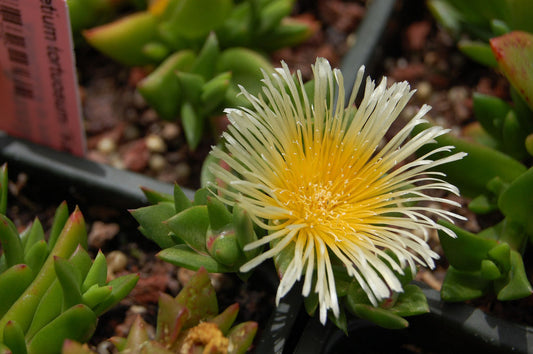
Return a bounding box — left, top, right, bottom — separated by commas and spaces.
0, 0, 86, 156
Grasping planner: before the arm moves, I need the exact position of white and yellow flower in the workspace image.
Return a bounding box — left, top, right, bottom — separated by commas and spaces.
209, 58, 465, 324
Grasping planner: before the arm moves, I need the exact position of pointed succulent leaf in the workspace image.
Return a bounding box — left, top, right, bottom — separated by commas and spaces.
131, 202, 178, 249
157, 245, 231, 273
92, 273, 140, 316
23, 240, 47, 279
26, 304, 97, 354
227, 321, 258, 354
54, 256, 83, 310
0, 214, 24, 268
123, 315, 151, 350
83, 12, 159, 66
174, 184, 193, 213
472, 92, 511, 141
3, 320, 26, 354
155, 293, 188, 345
191, 32, 220, 80
201, 72, 232, 113
175, 267, 218, 329
82, 285, 113, 310
82, 250, 108, 293
166, 205, 209, 253
495, 250, 533, 300
458, 40, 498, 67
193, 188, 209, 206
208, 303, 239, 335
21, 218, 44, 253
25, 281, 63, 340
502, 109, 528, 160
388, 284, 429, 317
499, 166, 533, 235
233, 205, 260, 260
491, 31, 533, 110
207, 196, 232, 231
181, 102, 205, 151
440, 266, 490, 302
137, 50, 196, 120
0, 265, 33, 318
257, 0, 293, 34
47, 201, 70, 250
438, 220, 498, 271
160, 0, 233, 39
141, 186, 174, 204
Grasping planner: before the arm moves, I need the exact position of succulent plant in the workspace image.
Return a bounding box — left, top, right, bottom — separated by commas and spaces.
0, 164, 139, 353
77, 0, 314, 150
131, 184, 263, 276
136, 32, 275, 149
411, 26, 533, 302
62, 267, 257, 354
82, 0, 314, 66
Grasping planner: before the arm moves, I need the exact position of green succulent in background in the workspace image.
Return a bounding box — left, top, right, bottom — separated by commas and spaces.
416, 2, 533, 303
0, 164, 139, 354
62, 267, 257, 354
77, 0, 311, 150
82, 0, 313, 66
427, 0, 533, 68
136, 32, 275, 149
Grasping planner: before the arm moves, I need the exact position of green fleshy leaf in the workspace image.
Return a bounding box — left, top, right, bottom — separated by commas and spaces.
438, 220, 498, 271
458, 40, 498, 67
206, 228, 242, 267
157, 245, 231, 273
137, 50, 195, 120
480, 260, 502, 280
0, 164, 7, 215
491, 31, 533, 110
165, 205, 209, 253
174, 267, 218, 329
495, 250, 533, 300
3, 320, 26, 354
191, 32, 220, 80
388, 284, 429, 317
83, 12, 159, 66
207, 196, 232, 231
499, 166, 533, 235
226, 321, 258, 354
160, 0, 233, 39
131, 202, 177, 249
487, 242, 511, 273
174, 184, 193, 213
468, 194, 498, 214
27, 304, 97, 354
180, 102, 205, 151
472, 93, 510, 141
329, 308, 348, 335
0, 265, 34, 318
440, 266, 490, 302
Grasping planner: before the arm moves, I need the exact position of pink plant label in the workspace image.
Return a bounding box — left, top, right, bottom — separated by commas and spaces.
0, 0, 86, 156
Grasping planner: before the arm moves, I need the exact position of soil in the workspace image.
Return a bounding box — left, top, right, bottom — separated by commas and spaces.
3, 0, 533, 351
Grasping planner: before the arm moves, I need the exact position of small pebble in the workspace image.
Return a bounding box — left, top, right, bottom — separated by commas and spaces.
97, 137, 116, 154
149, 154, 167, 172
145, 134, 167, 153
107, 250, 128, 278
161, 122, 181, 141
